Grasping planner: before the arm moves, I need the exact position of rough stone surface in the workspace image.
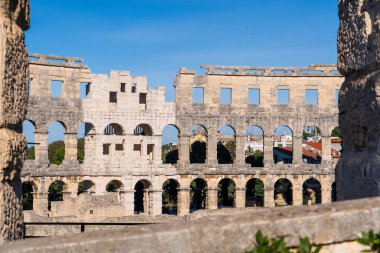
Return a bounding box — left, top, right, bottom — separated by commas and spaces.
337, 0, 380, 200
0, 0, 29, 242
2, 197, 380, 253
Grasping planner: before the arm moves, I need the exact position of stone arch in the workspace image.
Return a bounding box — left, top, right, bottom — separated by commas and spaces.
218, 178, 236, 208
302, 178, 322, 205
48, 121, 66, 165
134, 179, 153, 214
217, 125, 236, 164
245, 178, 264, 207
48, 180, 67, 211
162, 125, 180, 164
331, 181, 337, 202
104, 123, 124, 135
245, 125, 264, 167
274, 178, 293, 206
190, 124, 208, 164
106, 180, 124, 192
190, 178, 208, 212
162, 179, 179, 215
273, 125, 293, 164
302, 125, 322, 164
78, 180, 96, 195
22, 181, 37, 210
134, 123, 153, 136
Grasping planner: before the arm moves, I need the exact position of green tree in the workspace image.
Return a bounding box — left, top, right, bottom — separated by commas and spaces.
162, 144, 178, 164
358, 231, 380, 252
48, 141, 65, 165
26, 146, 35, 160
331, 127, 342, 138
48, 181, 64, 210
77, 138, 85, 163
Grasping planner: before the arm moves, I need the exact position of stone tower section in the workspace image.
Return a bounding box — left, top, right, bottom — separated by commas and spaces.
337, 0, 380, 199
0, 0, 30, 241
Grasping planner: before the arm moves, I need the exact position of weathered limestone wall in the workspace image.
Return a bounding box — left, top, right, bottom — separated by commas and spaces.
336, 0, 380, 199
0, 0, 29, 242
3, 197, 380, 253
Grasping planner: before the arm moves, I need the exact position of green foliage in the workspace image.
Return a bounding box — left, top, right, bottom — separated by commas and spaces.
48, 181, 64, 210
162, 180, 178, 214
331, 127, 342, 138
26, 146, 35, 160
48, 141, 65, 165
358, 231, 380, 252
217, 141, 235, 164
218, 179, 235, 207
162, 144, 178, 164
245, 231, 322, 253
77, 138, 85, 164
245, 147, 264, 167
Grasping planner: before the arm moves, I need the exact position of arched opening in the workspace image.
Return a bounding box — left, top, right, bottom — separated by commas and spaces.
106, 180, 123, 192
217, 125, 236, 164
22, 181, 36, 210
162, 179, 179, 215
134, 180, 152, 214
303, 178, 322, 205
245, 179, 264, 207
302, 125, 322, 164
78, 180, 95, 195
162, 125, 179, 164
218, 178, 236, 208
190, 125, 207, 164
331, 181, 337, 202
245, 125, 264, 167
190, 178, 207, 212
331, 127, 343, 162
23, 120, 36, 160
48, 121, 66, 165
104, 123, 123, 135
274, 179, 293, 206
77, 122, 95, 164
273, 125, 293, 164
134, 124, 153, 136
48, 180, 66, 211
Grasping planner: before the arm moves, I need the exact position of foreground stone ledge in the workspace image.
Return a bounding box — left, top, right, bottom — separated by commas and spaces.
2, 197, 380, 253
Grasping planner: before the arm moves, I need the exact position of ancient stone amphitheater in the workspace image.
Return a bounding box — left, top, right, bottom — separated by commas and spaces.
22, 53, 343, 219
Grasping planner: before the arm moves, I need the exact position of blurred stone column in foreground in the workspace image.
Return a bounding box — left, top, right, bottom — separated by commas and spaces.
0, 0, 30, 241
337, 0, 380, 200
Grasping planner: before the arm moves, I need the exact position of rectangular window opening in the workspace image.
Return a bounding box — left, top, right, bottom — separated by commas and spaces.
103, 144, 111, 155
131, 83, 137, 93
139, 93, 147, 104
147, 144, 154, 161
335, 89, 340, 105
248, 88, 260, 105
192, 87, 204, 104
109, 92, 117, 103
277, 89, 289, 105
80, 82, 90, 99
51, 80, 63, 98
305, 89, 318, 105
120, 83, 126, 93
115, 144, 124, 151
220, 88, 232, 105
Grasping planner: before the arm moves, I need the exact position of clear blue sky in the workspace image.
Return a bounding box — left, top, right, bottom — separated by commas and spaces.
24, 0, 339, 145
26, 0, 338, 102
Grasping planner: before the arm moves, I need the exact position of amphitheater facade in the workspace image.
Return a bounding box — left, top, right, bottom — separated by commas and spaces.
22, 53, 344, 219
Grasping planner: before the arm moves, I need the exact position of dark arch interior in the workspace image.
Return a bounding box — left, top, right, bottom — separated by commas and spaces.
274, 179, 293, 206
218, 178, 235, 208
190, 178, 207, 212
162, 179, 179, 215
245, 179, 264, 207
